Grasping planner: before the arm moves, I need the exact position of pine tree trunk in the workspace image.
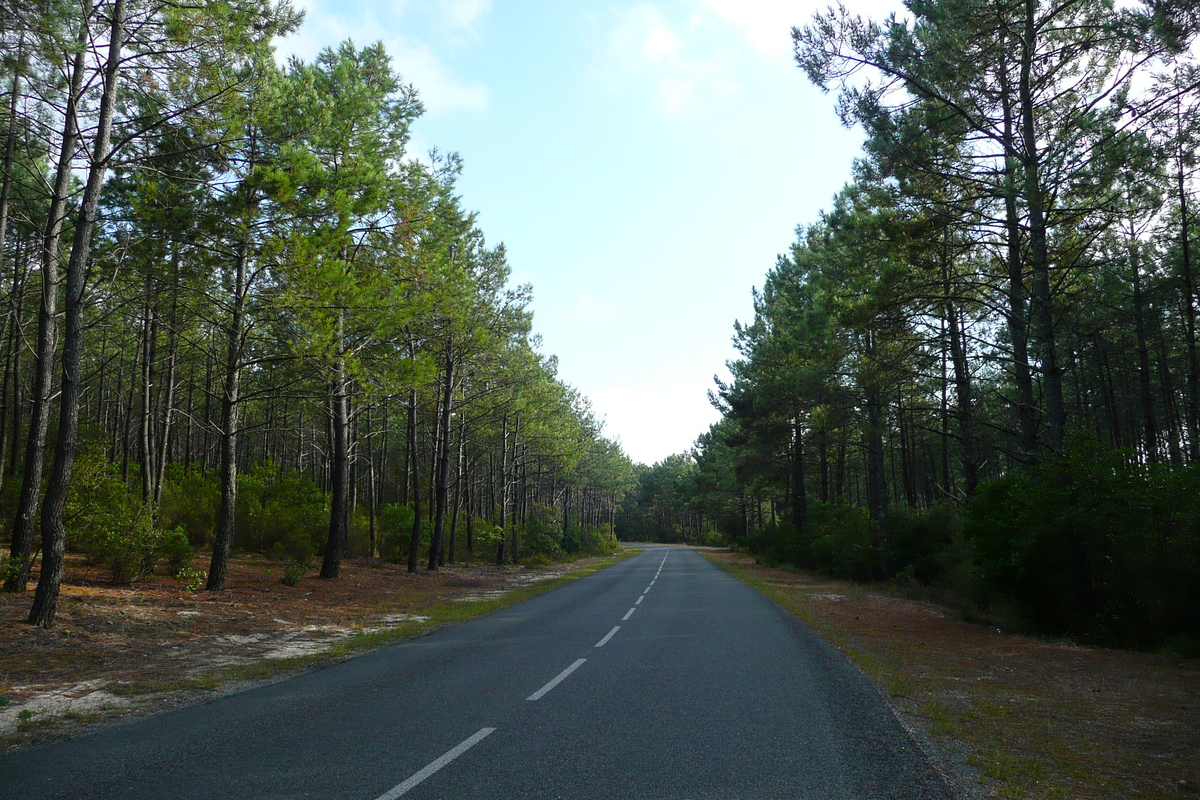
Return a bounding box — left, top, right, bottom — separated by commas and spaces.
864, 331, 891, 578
1020, 0, 1066, 454
6, 10, 91, 594
28, 0, 127, 627
429, 341, 455, 571
407, 384, 422, 573
496, 414, 508, 565
791, 415, 806, 535
321, 309, 350, 579
206, 237, 250, 592
1129, 221, 1158, 461
1175, 96, 1199, 462
1000, 59, 1038, 462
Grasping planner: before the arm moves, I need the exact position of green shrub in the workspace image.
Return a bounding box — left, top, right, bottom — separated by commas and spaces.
521, 517, 565, 560
0, 554, 23, 586
577, 525, 619, 556
66, 447, 194, 583
889, 501, 961, 585
236, 463, 326, 558
523, 552, 554, 568
965, 432, 1200, 647
281, 559, 308, 586
379, 504, 415, 562
176, 566, 207, 592
807, 500, 875, 581
158, 465, 219, 547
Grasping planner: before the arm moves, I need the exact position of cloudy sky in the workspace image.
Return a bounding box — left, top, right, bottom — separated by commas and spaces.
279, 0, 904, 465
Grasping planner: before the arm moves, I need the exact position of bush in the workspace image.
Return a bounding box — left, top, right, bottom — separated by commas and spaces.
807, 500, 875, 581
522, 552, 554, 568
375, 503, 414, 561
579, 525, 619, 556
889, 501, 960, 585
236, 463, 326, 559
965, 432, 1200, 647
521, 517, 565, 560
158, 465, 219, 547
66, 446, 194, 583
281, 559, 308, 586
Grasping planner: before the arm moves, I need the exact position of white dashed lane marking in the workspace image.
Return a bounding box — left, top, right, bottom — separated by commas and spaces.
375, 728, 495, 799
595, 626, 620, 647
527, 658, 587, 701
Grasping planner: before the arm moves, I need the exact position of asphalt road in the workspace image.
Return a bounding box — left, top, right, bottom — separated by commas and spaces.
0, 546, 955, 799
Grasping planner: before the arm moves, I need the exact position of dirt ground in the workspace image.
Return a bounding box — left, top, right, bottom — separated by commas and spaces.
0, 552, 623, 747
705, 550, 1200, 800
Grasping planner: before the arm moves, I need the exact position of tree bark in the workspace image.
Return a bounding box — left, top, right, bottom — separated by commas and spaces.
1176, 90, 1199, 463
29, 0, 127, 627
791, 415, 806, 535
1128, 220, 1158, 461
406, 383, 422, 573
428, 340, 455, 571
1020, 0, 1066, 454
999, 52, 1039, 462
320, 309, 350, 579
6, 9, 91, 594
206, 236, 250, 591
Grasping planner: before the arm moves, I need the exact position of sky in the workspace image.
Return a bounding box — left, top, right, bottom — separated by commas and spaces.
279, 0, 905, 466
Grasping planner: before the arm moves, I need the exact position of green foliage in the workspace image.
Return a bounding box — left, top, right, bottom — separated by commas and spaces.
377, 503, 416, 561
522, 552, 554, 568
281, 559, 308, 587
520, 516, 565, 560
965, 433, 1200, 647
889, 502, 961, 586
177, 566, 208, 592
66, 447, 194, 583
158, 465, 220, 548
235, 463, 326, 561
806, 501, 876, 581
0, 554, 23, 586
575, 525, 620, 556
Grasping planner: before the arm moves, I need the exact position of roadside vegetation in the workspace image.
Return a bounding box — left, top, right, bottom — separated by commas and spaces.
0, 0, 637, 628
705, 550, 1200, 800
618, 0, 1200, 656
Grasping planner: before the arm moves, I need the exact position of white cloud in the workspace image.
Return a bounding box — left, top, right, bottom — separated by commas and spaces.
275, 0, 489, 116
387, 38, 489, 115
587, 382, 720, 465
701, 0, 801, 59
701, 0, 910, 59
643, 24, 683, 61
598, 4, 732, 116
439, 0, 491, 31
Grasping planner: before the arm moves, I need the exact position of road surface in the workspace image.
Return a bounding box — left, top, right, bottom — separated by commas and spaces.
0, 545, 954, 799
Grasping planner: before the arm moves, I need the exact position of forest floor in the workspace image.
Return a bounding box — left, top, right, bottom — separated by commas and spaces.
704, 550, 1200, 800
0, 550, 632, 750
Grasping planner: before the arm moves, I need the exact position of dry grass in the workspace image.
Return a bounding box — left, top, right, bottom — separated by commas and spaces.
0, 549, 635, 747
704, 550, 1200, 800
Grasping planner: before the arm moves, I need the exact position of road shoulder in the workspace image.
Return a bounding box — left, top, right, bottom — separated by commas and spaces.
702, 549, 1200, 800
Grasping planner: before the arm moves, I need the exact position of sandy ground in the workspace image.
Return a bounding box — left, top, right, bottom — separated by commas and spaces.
0, 553, 602, 745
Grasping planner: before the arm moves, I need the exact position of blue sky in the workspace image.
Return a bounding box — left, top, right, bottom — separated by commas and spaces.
280, 0, 903, 465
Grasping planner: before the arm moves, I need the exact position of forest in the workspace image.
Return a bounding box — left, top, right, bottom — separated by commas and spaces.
0, 0, 637, 628
618, 0, 1200, 651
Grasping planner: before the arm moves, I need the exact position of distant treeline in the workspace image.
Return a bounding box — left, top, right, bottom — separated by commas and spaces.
620, 0, 1200, 652
0, 0, 634, 627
